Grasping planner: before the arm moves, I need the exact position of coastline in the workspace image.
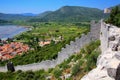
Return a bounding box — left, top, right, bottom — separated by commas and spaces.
0, 25, 29, 40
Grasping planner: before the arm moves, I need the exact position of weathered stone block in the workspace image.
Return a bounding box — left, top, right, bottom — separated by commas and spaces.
107, 68, 116, 79
115, 53, 120, 60
112, 44, 118, 51
117, 46, 120, 51
108, 36, 115, 41
115, 64, 120, 80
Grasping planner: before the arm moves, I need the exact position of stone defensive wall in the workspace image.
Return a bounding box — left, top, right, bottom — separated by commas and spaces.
81, 21, 120, 80
0, 20, 101, 72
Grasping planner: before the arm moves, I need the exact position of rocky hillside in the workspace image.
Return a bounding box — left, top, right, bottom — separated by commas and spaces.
81, 22, 120, 80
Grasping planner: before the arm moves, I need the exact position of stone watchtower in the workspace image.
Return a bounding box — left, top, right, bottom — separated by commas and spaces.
90, 20, 101, 40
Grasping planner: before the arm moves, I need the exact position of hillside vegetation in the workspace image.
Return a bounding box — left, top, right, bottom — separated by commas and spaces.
0, 22, 89, 66
28, 6, 106, 22
0, 19, 10, 24
0, 13, 34, 21
106, 6, 120, 27
0, 6, 108, 22
0, 40, 100, 80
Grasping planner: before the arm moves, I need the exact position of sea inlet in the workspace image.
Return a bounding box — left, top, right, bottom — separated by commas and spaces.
0, 25, 28, 40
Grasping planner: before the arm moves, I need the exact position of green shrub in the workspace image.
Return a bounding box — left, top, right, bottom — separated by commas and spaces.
66, 77, 72, 80
71, 63, 80, 76
53, 69, 62, 78
48, 68, 53, 73
59, 60, 70, 70
73, 54, 82, 61
106, 6, 120, 27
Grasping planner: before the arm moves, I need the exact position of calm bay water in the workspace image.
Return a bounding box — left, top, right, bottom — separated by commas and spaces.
0, 25, 28, 40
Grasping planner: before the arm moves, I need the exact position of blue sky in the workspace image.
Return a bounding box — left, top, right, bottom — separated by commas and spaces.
0, 0, 120, 14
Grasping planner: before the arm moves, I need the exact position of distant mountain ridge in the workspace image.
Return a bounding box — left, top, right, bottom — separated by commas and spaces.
0, 11, 52, 21
38, 11, 53, 17
21, 13, 38, 16
0, 13, 32, 21
0, 4, 119, 22
28, 6, 105, 22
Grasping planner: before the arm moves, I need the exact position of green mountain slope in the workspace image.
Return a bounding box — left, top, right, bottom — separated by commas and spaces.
28, 6, 106, 22
37, 11, 53, 18
0, 19, 10, 24
0, 13, 32, 21
28, 11, 53, 22
0, 11, 52, 21
0, 4, 119, 22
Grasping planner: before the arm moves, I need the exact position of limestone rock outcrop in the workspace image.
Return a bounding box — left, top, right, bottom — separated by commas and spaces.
115, 64, 120, 80
81, 22, 120, 80
109, 36, 115, 41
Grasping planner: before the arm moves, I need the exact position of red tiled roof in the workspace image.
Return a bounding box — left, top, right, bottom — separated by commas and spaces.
0, 42, 29, 60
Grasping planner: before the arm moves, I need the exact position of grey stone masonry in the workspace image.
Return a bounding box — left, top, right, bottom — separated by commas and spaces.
0, 20, 100, 72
